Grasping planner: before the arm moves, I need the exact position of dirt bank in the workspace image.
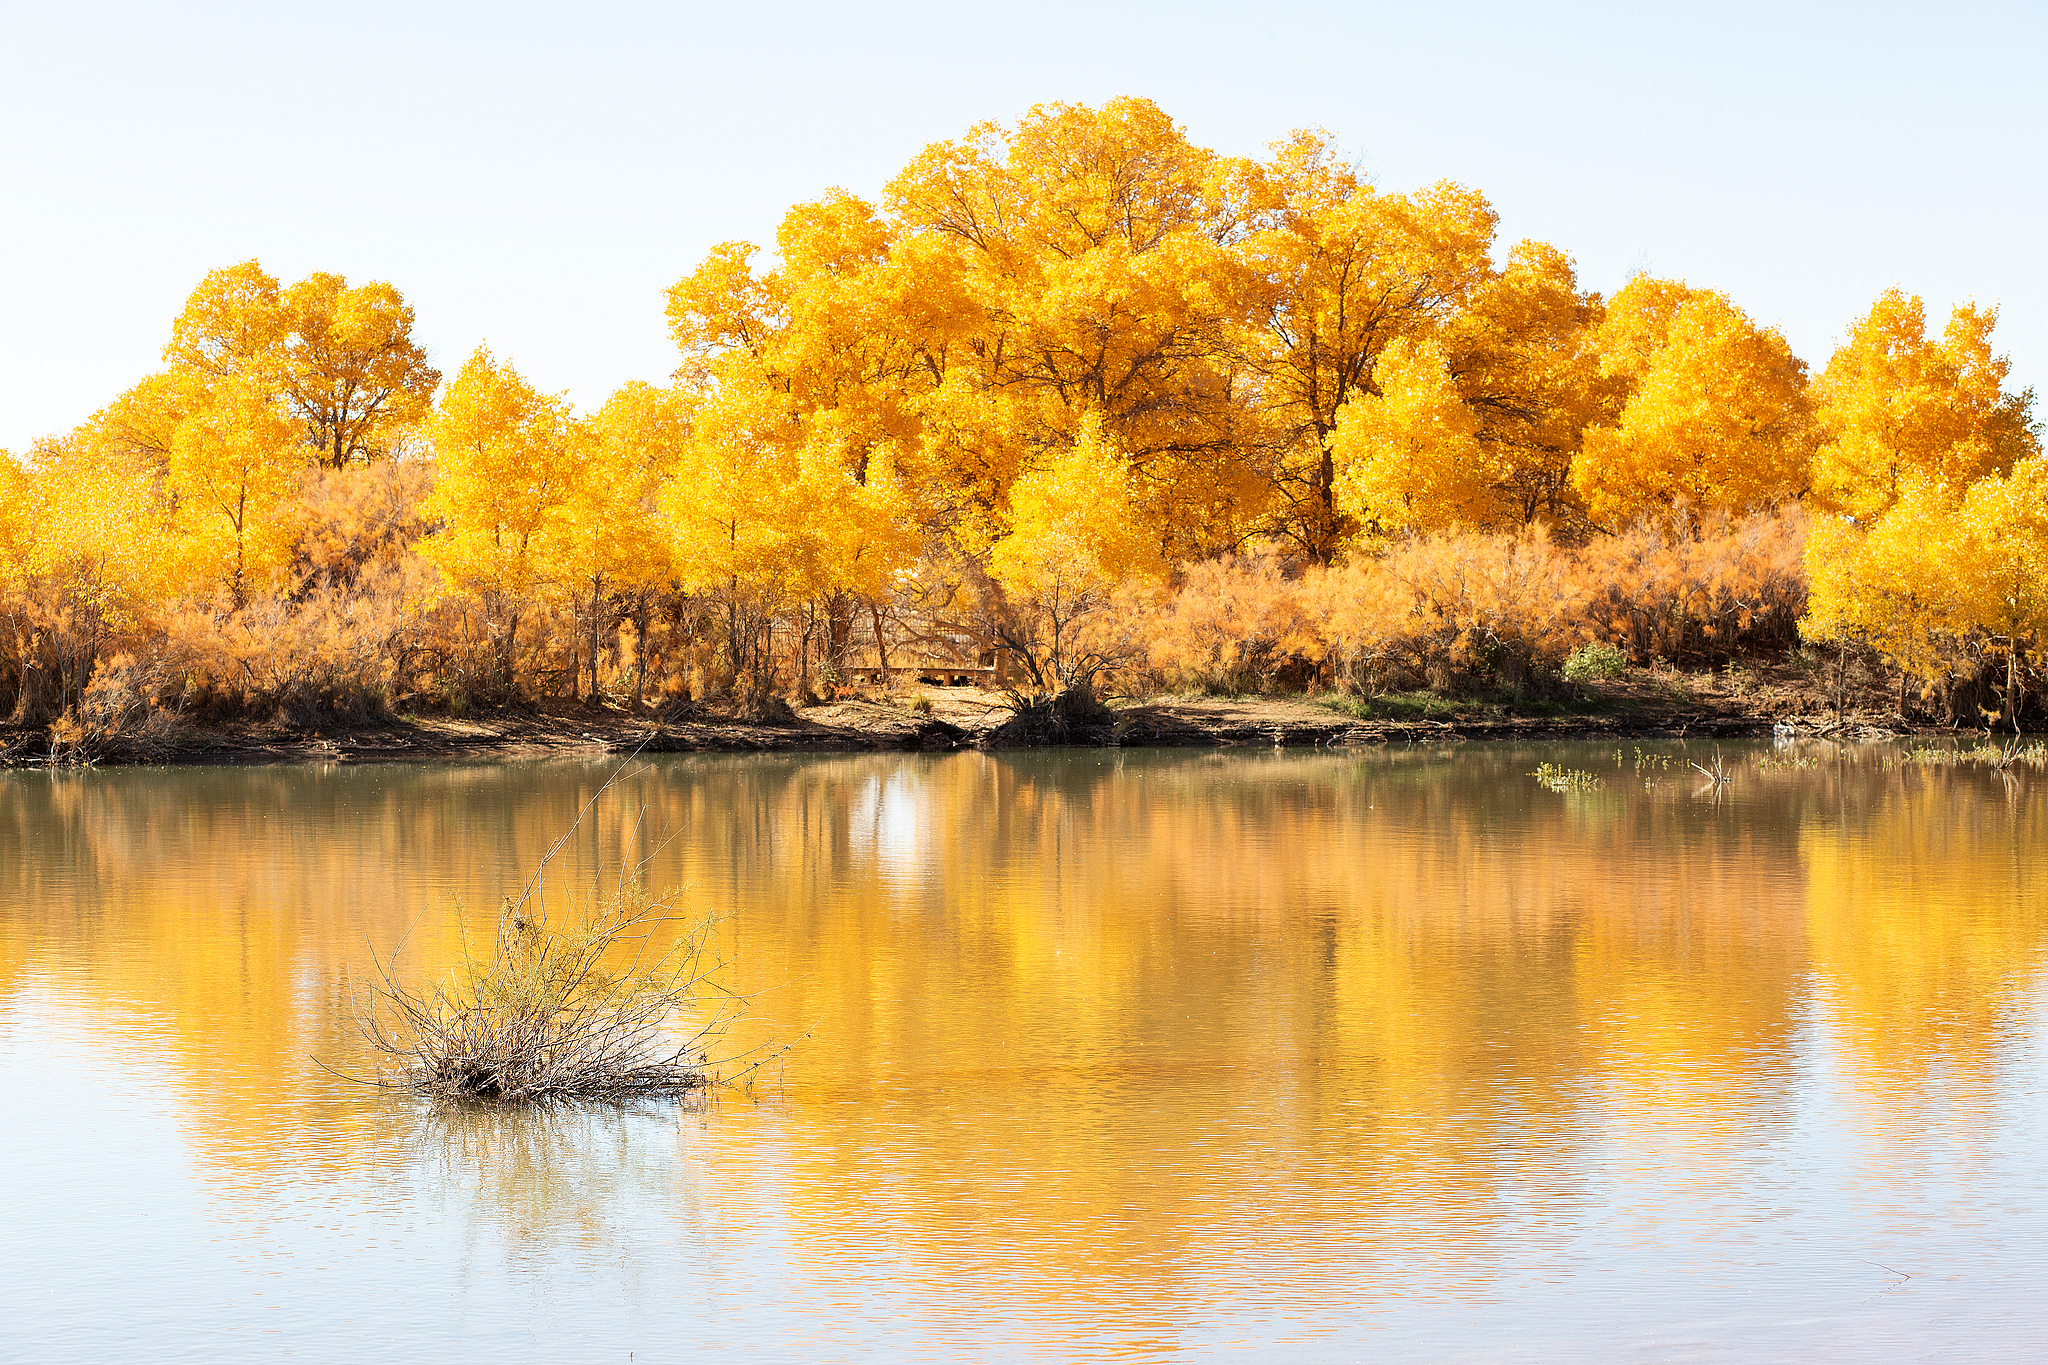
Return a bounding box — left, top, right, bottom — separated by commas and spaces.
0, 659, 1950, 769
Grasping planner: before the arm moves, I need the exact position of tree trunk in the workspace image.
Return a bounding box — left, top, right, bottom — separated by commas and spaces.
588, 576, 606, 707
502, 608, 521, 699
630, 602, 651, 713
870, 602, 891, 686
826, 591, 857, 693
2007, 638, 2022, 733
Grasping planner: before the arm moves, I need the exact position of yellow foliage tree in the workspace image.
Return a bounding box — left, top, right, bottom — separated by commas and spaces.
277, 272, 441, 468
986, 416, 1164, 692
0, 450, 26, 584
561, 381, 688, 707
424, 347, 587, 694
165, 372, 304, 607
0, 430, 177, 720
1329, 337, 1491, 534
664, 102, 1665, 591
19, 101, 2039, 734
1443, 240, 1616, 524
664, 373, 918, 708
884, 98, 1260, 555
1238, 130, 1499, 556
1802, 292, 2043, 716
1327, 242, 1613, 536
1804, 461, 2048, 721
1802, 491, 1966, 692
166, 260, 289, 380
166, 259, 439, 469
1810, 289, 2037, 521
1572, 277, 1812, 528
1949, 455, 2048, 712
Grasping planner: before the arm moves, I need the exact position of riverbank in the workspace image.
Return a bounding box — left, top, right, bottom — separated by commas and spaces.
0, 659, 1955, 768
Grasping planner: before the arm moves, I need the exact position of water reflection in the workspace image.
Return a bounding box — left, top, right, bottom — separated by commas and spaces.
2, 745, 2046, 1358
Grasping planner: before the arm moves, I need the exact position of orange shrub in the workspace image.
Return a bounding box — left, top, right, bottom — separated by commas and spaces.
1135, 507, 1811, 697
160, 555, 438, 721
291, 461, 434, 592
1140, 543, 1324, 693
1310, 527, 1582, 693
1577, 506, 1807, 664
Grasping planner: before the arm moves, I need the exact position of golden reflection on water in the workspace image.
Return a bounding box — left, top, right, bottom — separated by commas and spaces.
3, 745, 2046, 1349
1801, 766, 2048, 1125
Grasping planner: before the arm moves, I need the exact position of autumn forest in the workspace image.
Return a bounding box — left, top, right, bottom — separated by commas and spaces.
2, 98, 2042, 746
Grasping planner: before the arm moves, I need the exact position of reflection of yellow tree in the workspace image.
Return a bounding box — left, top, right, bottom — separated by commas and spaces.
0, 761, 674, 1176
20, 749, 2028, 1338
1802, 770, 2048, 1111
0, 750, 1813, 1319
647, 747, 1816, 1315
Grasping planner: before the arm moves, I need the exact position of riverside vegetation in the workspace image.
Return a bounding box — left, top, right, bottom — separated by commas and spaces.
3, 98, 2043, 763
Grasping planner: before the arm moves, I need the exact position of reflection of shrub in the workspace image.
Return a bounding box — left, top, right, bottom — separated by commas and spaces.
1563, 641, 1628, 682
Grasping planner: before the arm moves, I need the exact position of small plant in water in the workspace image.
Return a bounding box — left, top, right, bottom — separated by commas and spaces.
1630, 745, 1674, 772
348, 770, 756, 1104
353, 880, 725, 1102
1531, 763, 1601, 792
1907, 740, 2048, 770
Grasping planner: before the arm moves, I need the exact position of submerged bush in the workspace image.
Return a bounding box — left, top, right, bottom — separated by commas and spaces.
354, 879, 722, 1102
348, 779, 755, 1104
1530, 763, 1601, 792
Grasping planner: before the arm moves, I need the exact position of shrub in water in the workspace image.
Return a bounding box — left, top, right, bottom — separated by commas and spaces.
354, 879, 722, 1102
348, 772, 763, 1104
1531, 763, 1601, 791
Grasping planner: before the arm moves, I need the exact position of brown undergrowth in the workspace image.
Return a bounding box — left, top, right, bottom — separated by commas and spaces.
1132, 507, 1809, 699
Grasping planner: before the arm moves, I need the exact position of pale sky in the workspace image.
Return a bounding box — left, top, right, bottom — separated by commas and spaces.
2, 0, 2042, 454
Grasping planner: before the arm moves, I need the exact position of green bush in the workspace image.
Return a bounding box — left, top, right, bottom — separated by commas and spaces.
1562, 641, 1628, 683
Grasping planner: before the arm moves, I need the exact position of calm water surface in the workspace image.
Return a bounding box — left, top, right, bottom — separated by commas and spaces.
3, 743, 2046, 1360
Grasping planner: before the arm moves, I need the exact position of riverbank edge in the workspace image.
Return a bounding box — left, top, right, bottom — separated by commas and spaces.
0, 675, 1952, 768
